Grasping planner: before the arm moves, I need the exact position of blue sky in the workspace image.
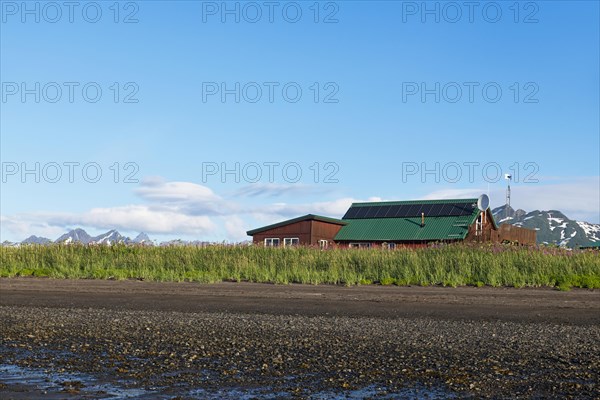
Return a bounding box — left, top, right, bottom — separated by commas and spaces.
1, 0, 599, 242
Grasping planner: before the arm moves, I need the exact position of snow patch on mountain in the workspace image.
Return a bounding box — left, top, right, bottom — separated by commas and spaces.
90, 230, 128, 245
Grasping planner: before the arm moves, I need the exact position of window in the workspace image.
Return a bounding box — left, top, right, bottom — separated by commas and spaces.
283, 238, 299, 247
349, 243, 371, 249
387, 243, 396, 250
319, 240, 328, 249
264, 238, 280, 247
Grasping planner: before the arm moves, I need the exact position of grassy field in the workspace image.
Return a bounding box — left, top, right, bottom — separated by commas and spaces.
1, 244, 599, 290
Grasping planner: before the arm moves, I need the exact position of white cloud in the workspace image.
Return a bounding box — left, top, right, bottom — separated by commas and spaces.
253, 197, 355, 218
221, 215, 247, 242
422, 188, 485, 200
0, 179, 227, 239
72, 205, 216, 234
233, 183, 334, 198
244, 196, 387, 230
250, 196, 387, 219
510, 179, 599, 222
0, 215, 66, 241
136, 177, 219, 203
135, 178, 232, 216
2, 206, 217, 239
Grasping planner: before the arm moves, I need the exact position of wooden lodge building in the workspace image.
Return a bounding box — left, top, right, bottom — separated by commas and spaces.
247, 198, 537, 248
246, 215, 347, 249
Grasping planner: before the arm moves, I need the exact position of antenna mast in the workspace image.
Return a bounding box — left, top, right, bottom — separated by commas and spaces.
504, 174, 512, 219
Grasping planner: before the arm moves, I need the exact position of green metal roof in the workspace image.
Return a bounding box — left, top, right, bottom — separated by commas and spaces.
247, 214, 347, 236
334, 215, 477, 241
335, 198, 482, 242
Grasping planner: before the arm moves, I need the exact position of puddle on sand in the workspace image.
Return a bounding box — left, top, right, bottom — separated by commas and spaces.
0, 364, 152, 399
1, 364, 458, 399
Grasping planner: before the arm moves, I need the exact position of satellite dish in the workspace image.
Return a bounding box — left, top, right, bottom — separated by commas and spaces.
477, 194, 490, 211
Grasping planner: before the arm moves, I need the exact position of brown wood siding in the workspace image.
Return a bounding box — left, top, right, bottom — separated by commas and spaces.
310, 220, 344, 246
496, 224, 537, 245
465, 209, 497, 243
252, 220, 312, 246
464, 209, 536, 246
251, 220, 344, 246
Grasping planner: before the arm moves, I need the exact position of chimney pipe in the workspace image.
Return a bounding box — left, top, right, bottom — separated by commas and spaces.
421, 212, 425, 227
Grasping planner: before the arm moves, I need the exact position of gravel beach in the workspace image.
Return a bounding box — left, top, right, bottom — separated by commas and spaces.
1, 279, 599, 399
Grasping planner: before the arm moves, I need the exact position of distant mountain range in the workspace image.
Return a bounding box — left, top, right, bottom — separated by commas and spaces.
7, 229, 155, 247
1, 229, 234, 247
492, 205, 600, 248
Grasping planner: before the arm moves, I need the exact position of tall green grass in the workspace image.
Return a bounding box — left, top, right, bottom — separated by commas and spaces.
1, 244, 599, 289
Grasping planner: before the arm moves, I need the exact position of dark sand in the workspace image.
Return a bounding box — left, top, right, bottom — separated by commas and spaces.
1, 278, 599, 398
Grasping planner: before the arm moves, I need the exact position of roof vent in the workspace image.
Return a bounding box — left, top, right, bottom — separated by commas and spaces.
421, 212, 425, 227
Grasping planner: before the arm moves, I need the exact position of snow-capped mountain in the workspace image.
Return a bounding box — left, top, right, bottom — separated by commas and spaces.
53, 229, 153, 245
132, 232, 152, 244
56, 228, 93, 244
21, 235, 53, 245
90, 230, 128, 245
492, 205, 600, 248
